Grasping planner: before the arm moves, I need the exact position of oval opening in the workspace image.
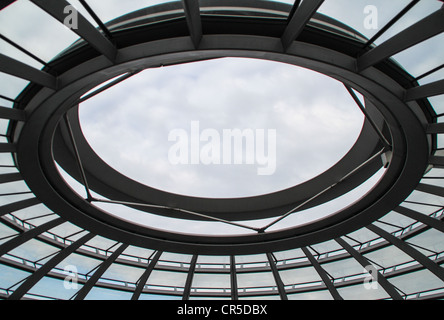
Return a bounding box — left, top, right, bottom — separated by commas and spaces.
78, 57, 364, 198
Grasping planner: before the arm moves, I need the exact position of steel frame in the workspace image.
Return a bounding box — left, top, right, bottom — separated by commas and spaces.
0, 0, 443, 300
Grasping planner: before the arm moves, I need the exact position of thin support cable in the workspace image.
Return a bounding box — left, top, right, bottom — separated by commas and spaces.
63, 114, 93, 201
258, 148, 386, 232
91, 198, 261, 233
344, 84, 392, 149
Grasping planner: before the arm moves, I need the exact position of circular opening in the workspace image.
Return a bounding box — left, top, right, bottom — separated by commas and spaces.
78, 57, 365, 199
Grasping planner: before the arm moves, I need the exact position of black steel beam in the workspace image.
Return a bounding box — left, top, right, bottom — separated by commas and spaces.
0, 172, 22, 184
281, 0, 324, 50
266, 253, 288, 300
131, 250, 162, 300
181, 0, 202, 48
30, 0, 117, 63
302, 246, 343, 300
74, 243, 129, 300
426, 123, 444, 134
335, 237, 403, 300
7, 232, 95, 300
405, 79, 444, 101
0, 217, 64, 257
0, 198, 40, 217
429, 156, 444, 168
230, 255, 238, 300
416, 183, 444, 197
395, 206, 444, 233
367, 224, 444, 282
0, 106, 26, 121
358, 8, 444, 71
0, 54, 57, 89
182, 254, 198, 300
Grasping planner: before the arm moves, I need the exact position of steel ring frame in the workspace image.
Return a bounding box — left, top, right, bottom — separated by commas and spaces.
13, 37, 430, 255
5, 0, 432, 255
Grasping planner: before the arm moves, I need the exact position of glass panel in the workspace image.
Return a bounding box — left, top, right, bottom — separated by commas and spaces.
0, 263, 31, 294
337, 283, 390, 300
317, 0, 412, 41
322, 257, 364, 280
11, 203, 53, 223
85, 286, 132, 300
375, 1, 443, 45
0, 193, 34, 207
0, 73, 29, 101
147, 269, 188, 289
83, 235, 118, 254
393, 33, 444, 78
0, 38, 44, 70
28, 276, 79, 300
191, 272, 230, 290
279, 266, 322, 286
0, 223, 19, 245
406, 229, 444, 255
100, 263, 145, 285
7, 239, 59, 263
84, 0, 183, 25
139, 292, 181, 300
428, 94, 444, 116
389, 269, 443, 297
288, 290, 333, 300
0, 0, 80, 63
363, 245, 413, 270
55, 252, 102, 276
237, 270, 276, 289
378, 211, 417, 230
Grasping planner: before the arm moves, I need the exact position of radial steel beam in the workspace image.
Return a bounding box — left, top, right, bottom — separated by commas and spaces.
0, 217, 64, 257
429, 156, 444, 168
8, 232, 95, 300
74, 243, 129, 300
0, 198, 41, 217
230, 255, 238, 300
416, 183, 444, 197
358, 8, 444, 71
0, 173, 23, 184
405, 79, 444, 101
30, 0, 117, 63
131, 250, 163, 300
301, 247, 342, 300
0, 54, 57, 89
182, 254, 198, 300
395, 206, 444, 233
281, 0, 324, 51
0, 143, 16, 153
0, 106, 26, 121
266, 253, 288, 300
426, 123, 444, 134
335, 237, 403, 300
367, 224, 444, 282
181, 0, 202, 48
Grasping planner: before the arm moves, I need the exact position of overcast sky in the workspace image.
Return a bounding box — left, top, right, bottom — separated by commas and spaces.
1, 0, 443, 236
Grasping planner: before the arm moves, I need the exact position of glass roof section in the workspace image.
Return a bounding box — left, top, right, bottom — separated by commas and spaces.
0, 0, 443, 302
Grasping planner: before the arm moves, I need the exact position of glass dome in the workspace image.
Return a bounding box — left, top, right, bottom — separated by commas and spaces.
0, 0, 444, 302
